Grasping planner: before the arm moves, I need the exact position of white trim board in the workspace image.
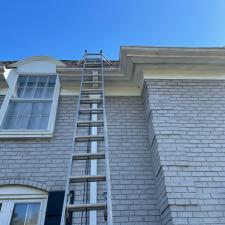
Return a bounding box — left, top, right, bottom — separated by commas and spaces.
144, 73, 225, 80
60, 86, 141, 96
10, 56, 66, 68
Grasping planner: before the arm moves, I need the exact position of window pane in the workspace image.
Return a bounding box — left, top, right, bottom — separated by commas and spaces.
39, 116, 49, 129
45, 88, 54, 98
17, 76, 28, 87
10, 203, 27, 225
47, 76, 56, 87
27, 116, 40, 130
42, 102, 51, 116
16, 75, 56, 99
31, 103, 43, 116
7, 102, 20, 116
27, 76, 38, 87
2, 102, 51, 130
34, 88, 45, 98
3, 116, 17, 129
2, 74, 57, 131
37, 76, 48, 87
14, 116, 29, 129
25, 203, 40, 225
22, 76, 37, 98
17, 76, 28, 97
19, 103, 32, 116
17, 87, 24, 98
10, 203, 40, 225
23, 88, 35, 98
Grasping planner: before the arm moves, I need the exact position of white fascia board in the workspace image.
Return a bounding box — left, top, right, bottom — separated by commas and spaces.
143, 71, 225, 80
57, 67, 125, 82
120, 46, 225, 72
142, 63, 225, 80
120, 46, 225, 55
120, 47, 225, 93
60, 86, 141, 96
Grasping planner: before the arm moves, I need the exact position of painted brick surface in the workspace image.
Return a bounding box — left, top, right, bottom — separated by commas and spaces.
0, 95, 160, 224
106, 97, 161, 225
0, 96, 77, 190
144, 79, 225, 225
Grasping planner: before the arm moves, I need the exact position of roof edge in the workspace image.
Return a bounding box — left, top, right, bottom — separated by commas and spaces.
10, 56, 66, 68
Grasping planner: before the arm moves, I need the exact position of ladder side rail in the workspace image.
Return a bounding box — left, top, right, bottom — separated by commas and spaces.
60, 53, 87, 225
102, 55, 112, 66
77, 55, 86, 67
101, 54, 113, 225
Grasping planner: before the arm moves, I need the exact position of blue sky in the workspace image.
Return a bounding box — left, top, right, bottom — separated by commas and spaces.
0, 0, 225, 60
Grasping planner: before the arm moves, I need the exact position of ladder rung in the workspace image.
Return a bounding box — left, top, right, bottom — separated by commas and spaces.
79, 108, 103, 114
70, 175, 106, 183
67, 203, 106, 211
85, 57, 102, 62
85, 60, 101, 62
83, 74, 102, 77
82, 88, 103, 94
72, 153, 105, 160
85, 62, 102, 65
83, 81, 102, 84
75, 135, 104, 142
79, 64, 101, 67
80, 98, 103, 104
83, 67, 102, 70
77, 120, 104, 127
86, 53, 102, 55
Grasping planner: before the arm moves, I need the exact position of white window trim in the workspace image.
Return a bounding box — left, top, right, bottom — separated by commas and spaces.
0, 72, 60, 138
0, 185, 48, 225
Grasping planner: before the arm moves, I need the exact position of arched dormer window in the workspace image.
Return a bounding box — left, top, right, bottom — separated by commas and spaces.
0, 185, 48, 225
0, 56, 65, 138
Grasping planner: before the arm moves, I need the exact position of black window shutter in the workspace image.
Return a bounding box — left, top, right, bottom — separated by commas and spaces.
44, 191, 74, 225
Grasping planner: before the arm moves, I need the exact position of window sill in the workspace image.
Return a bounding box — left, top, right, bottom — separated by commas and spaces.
0, 130, 54, 139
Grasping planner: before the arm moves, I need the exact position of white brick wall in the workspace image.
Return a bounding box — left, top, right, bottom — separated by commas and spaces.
106, 97, 161, 225
2, 78, 225, 225
0, 95, 77, 190
144, 79, 225, 225
0, 95, 161, 225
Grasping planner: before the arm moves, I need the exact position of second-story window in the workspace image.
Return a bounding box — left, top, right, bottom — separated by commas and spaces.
1, 75, 58, 131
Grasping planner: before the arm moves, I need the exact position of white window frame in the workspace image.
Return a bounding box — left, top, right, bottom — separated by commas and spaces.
0, 185, 48, 225
0, 72, 60, 138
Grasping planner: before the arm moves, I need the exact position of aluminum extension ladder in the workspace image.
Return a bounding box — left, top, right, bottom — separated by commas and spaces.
60, 51, 113, 225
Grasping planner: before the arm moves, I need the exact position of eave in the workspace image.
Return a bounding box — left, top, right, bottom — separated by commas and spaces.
2, 46, 225, 96
120, 46, 225, 88
57, 65, 125, 82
